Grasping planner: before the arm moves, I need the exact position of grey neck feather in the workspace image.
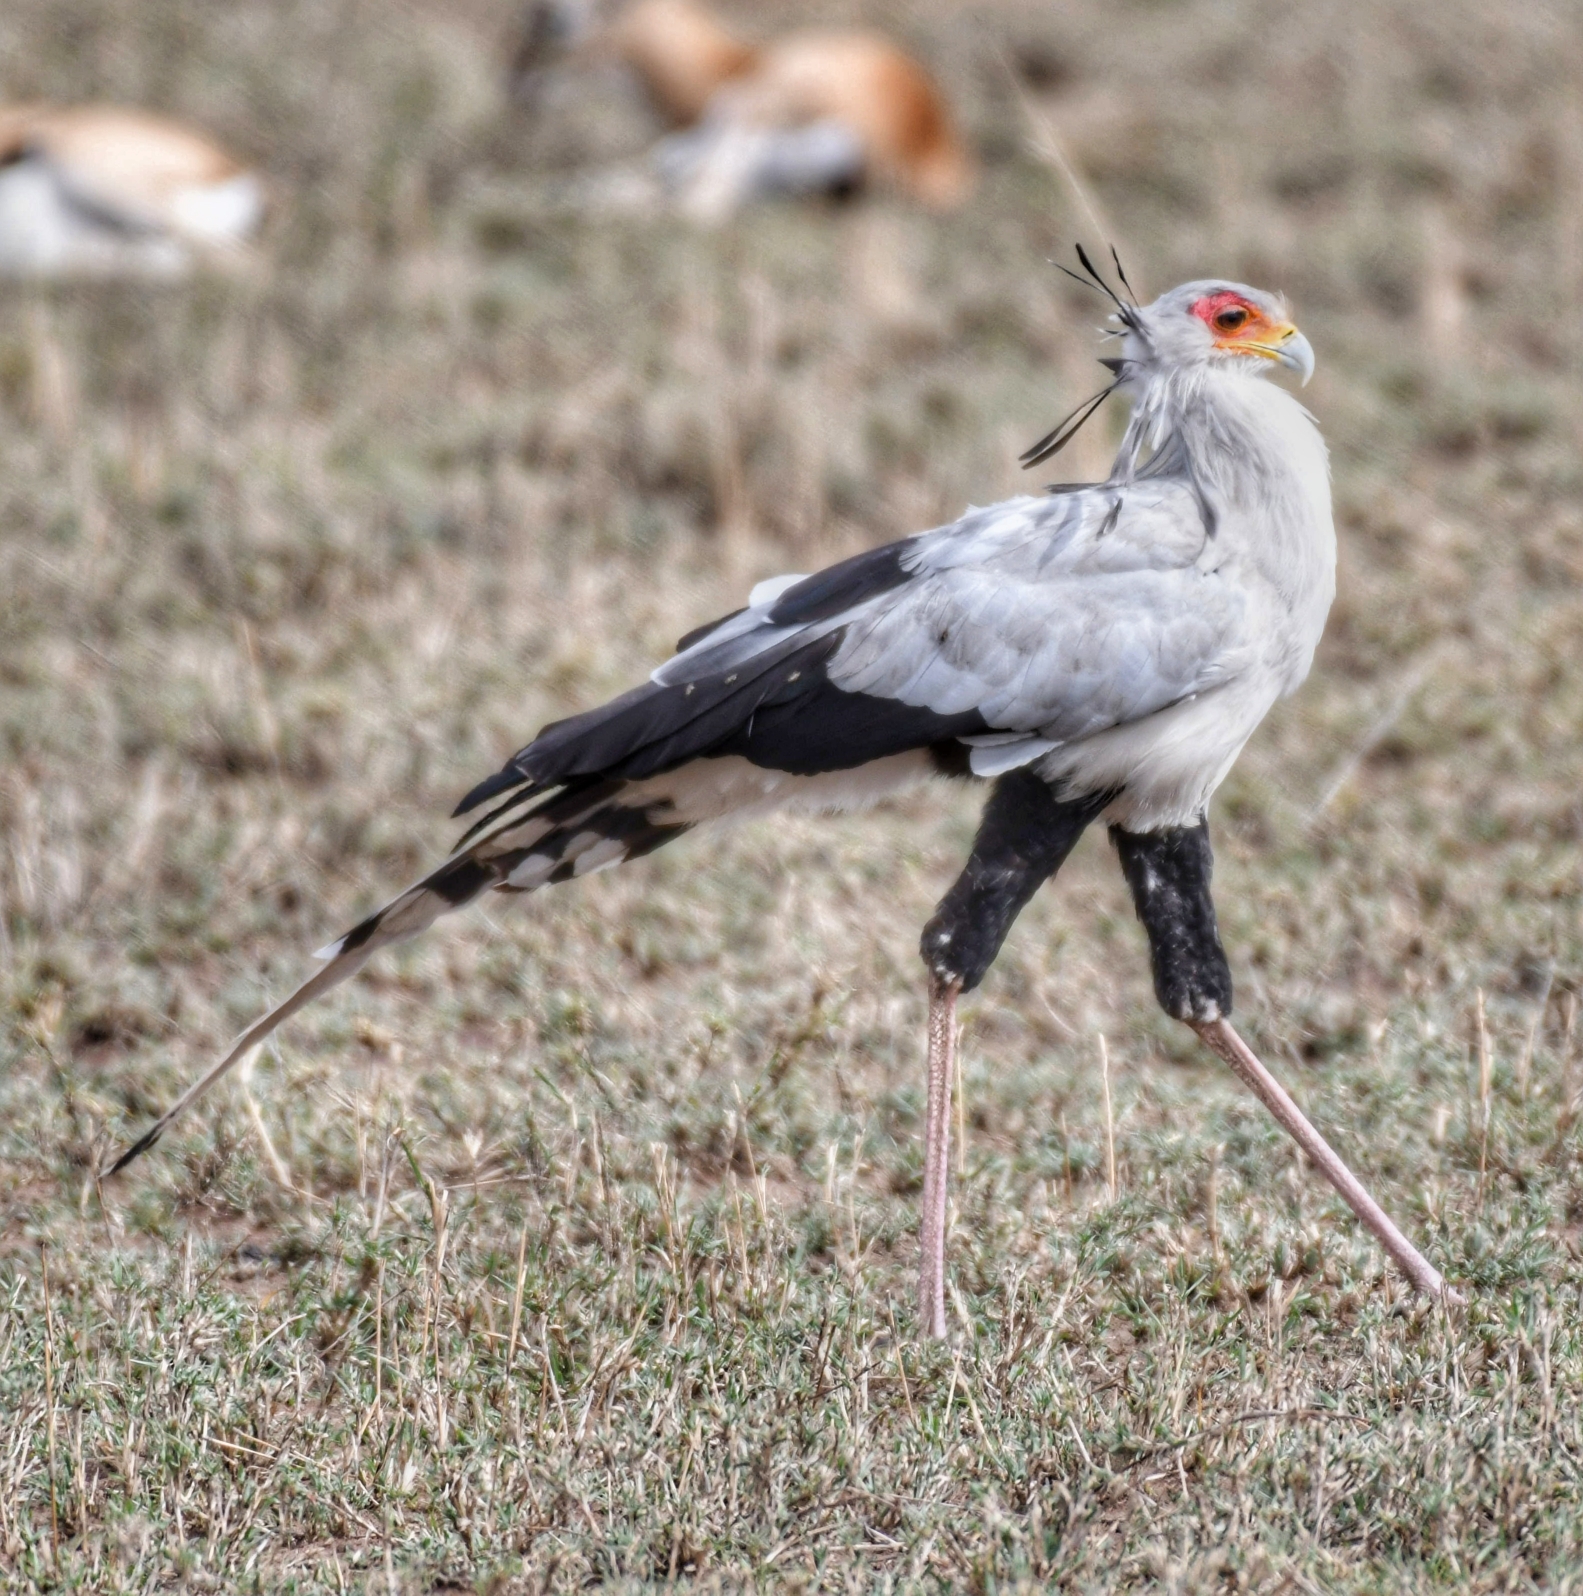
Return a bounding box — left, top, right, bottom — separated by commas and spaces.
1108, 366, 1316, 534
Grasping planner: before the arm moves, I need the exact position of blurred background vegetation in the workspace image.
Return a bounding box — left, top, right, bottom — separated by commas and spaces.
4, 0, 1583, 1589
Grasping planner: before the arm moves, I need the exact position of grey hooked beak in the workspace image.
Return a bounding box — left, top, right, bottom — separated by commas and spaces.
1272, 327, 1315, 387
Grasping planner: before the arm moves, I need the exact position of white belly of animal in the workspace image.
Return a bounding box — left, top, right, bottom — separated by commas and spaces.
1043, 672, 1281, 833
0, 158, 260, 277
168, 172, 263, 244
0, 159, 188, 276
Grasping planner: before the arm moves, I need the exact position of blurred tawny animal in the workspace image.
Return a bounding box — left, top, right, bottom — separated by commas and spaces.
0, 105, 263, 279
512, 0, 973, 216
111, 253, 1456, 1333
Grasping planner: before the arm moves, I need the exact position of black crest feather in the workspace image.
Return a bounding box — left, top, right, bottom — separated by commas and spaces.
1023, 245, 1148, 470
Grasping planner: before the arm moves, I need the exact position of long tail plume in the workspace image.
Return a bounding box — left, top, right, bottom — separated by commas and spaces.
107, 778, 688, 1174
107, 942, 385, 1174
105, 856, 478, 1175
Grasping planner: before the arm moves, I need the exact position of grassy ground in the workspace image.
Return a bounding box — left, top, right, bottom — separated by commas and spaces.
5, 0, 1583, 1588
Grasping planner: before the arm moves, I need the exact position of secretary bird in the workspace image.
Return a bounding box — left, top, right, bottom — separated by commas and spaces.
112, 256, 1455, 1329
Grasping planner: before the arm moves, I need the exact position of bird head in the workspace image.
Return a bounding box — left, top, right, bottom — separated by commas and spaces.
1123, 281, 1314, 386
1020, 255, 1317, 472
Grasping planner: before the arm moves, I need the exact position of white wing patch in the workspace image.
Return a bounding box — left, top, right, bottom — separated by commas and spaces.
962, 734, 1061, 777
747, 572, 808, 608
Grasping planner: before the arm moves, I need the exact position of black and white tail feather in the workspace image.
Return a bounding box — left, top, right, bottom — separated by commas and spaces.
111, 252, 1317, 1174
108, 776, 696, 1172
109, 546, 988, 1173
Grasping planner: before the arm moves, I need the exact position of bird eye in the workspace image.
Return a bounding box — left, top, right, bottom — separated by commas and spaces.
1214, 306, 1249, 332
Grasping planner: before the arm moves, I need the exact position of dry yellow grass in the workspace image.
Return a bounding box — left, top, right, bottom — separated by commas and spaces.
4, 0, 1583, 1589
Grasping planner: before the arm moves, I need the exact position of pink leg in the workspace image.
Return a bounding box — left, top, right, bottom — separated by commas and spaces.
918, 973, 960, 1339
1191, 1018, 1458, 1301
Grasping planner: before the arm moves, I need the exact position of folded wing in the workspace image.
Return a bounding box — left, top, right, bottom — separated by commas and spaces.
464, 477, 1245, 823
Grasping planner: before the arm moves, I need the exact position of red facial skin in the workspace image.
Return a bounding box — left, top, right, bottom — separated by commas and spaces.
1190, 291, 1265, 339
